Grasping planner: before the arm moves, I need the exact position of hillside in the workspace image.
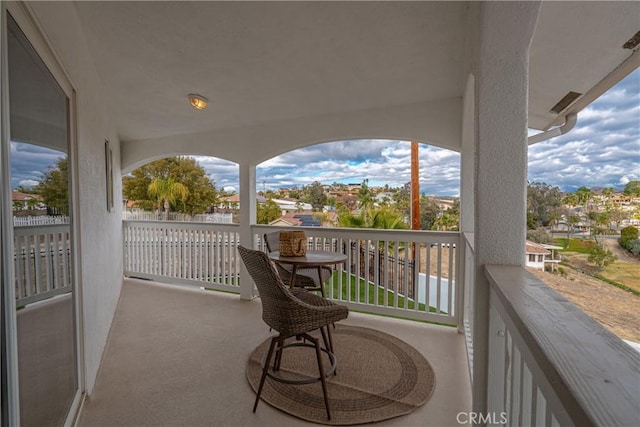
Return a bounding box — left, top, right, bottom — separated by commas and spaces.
528, 265, 640, 343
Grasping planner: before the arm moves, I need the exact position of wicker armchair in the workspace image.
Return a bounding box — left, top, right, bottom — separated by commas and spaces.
264, 231, 332, 296
238, 245, 349, 420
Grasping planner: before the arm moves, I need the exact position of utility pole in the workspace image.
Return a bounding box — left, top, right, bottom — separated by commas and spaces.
411, 141, 420, 265
411, 141, 420, 230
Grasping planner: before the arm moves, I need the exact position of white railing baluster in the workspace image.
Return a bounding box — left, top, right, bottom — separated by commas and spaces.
447, 244, 454, 315
62, 231, 69, 291
436, 245, 442, 314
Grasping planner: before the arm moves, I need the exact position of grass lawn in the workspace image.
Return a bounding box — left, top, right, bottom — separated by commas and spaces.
554, 237, 597, 254
325, 271, 436, 313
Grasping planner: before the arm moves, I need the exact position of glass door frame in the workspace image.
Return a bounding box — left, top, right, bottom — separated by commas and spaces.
1, 2, 84, 425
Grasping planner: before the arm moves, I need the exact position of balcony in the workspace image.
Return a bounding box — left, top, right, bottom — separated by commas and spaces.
76, 278, 471, 426
14, 220, 640, 425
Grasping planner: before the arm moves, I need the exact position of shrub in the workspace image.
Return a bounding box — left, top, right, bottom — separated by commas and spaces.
629, 239, 640, 256
619, 226, 639, 249
527, 228, 554, 244
587, 246, 617, 268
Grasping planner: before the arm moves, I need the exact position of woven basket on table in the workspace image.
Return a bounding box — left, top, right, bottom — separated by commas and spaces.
278, 230, 307, 256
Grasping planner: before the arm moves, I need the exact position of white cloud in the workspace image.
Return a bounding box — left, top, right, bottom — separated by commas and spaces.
17, 179, 39, 188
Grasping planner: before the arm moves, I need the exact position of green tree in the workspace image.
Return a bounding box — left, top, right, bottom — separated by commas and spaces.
623, 180, 640, 197
527, 182, 562, 228
370, 207, 409, 230
563, 193, 579, 208
433, 212, 459, 231
337, 206, 407, 230
607, 208, 626, 230
587, 246, 617, 268
148, 178, 189, 219
575, 186, 594, 207
304, 181, 327, 212
419, 196, 440, 230
357, 179, 375, 219
601, 187, 615, 207
35, 157, 69, 215
257, 199, 281, 224
392, 183, 411, 222
123, 157, 218, 215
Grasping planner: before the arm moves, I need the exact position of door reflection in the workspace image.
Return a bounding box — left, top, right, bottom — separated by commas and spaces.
7, 14, 77, 426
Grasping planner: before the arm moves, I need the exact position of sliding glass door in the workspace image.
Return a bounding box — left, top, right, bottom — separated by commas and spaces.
2, 10, 79, 426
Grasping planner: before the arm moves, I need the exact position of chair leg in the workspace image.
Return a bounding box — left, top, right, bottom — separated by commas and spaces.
254, 337, 278, 413
317, 267, 326, 297
313, 336, 331, 420
319, 326, 337, 376
320, 326, 331, 353
274, 338, 286, 371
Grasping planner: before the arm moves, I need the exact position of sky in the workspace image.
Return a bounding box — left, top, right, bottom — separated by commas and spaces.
10, 69, 640, 197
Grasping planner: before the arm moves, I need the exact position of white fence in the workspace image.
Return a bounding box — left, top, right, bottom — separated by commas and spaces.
13, 215, 69, 226
13, 224, 72, 307
123, 221, 241, 293
122, 211, 234, 223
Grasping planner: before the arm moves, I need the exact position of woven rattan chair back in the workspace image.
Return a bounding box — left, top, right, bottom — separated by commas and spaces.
263, 230, 280, 253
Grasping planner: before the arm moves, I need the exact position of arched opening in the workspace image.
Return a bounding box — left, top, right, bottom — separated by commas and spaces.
121, 155, 239, 223
256, 139, 460, 230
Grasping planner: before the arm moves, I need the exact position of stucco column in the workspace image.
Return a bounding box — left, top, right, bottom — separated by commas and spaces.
238, 161, 257, 300
472, 1, 541, 415
460, 74, 475, 235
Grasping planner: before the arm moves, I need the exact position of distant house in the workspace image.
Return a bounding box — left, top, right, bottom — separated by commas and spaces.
272, 198, 312, 213
11, 191, 45, 211
525, 241, 562, 271
219, 194, 266, 211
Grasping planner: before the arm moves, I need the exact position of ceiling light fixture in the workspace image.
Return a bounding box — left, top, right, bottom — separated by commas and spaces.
188, 94, 208, 110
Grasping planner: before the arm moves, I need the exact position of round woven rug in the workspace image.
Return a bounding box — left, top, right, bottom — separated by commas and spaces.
246, 324, 435, 425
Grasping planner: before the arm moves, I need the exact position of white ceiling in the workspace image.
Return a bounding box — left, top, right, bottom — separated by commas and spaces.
72, 1, 639, 144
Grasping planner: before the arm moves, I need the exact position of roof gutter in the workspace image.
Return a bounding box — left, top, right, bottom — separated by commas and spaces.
528, 113, 577, 145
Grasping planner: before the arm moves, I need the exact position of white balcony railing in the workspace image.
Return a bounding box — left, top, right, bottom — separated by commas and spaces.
252, 225, 461, 325
462, 232, 475, 375
485, 265, 640, 426
123, 221, 241, 293
122, 221, 462, 326
13, 224, 72, 307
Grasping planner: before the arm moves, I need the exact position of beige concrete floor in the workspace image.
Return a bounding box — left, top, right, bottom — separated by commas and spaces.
77, 278, 471, 427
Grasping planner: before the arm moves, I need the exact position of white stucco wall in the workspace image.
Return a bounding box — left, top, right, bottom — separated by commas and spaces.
25, 2, 124, 394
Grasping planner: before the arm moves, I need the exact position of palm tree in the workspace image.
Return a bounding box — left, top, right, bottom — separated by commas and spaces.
576, 186, 594, 208
148, 178, 189, 220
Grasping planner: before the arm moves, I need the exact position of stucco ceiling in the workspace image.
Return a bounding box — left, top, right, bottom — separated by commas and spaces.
72, 1, 639, 145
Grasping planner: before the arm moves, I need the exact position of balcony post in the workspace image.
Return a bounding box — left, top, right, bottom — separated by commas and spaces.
471, 1, 541, 417
238, 161, 257, 300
